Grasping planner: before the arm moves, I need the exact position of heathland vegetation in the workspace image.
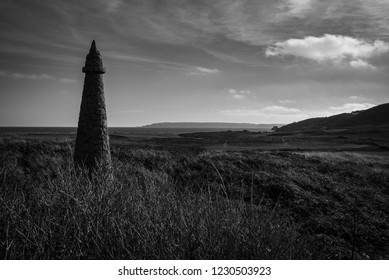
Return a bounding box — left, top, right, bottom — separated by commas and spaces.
276, 103, 389, 132
1, 136, 388, 259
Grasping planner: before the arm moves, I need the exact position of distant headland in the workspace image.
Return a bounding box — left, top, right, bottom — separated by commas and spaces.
140, 122, 283, 130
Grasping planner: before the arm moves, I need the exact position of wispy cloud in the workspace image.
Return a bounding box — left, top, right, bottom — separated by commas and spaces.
266, 34, 389, 69
106, 51, 186, 67
279, 99, 296, 104
105, 0, 123, 12
107, 51, 220, 76
231, 94, 245, 100
2, 0, 388, 71
329, 103, 375, 112
0, 68, 76, 83
228, 88, 252, 100
262, 105, 302, 114
349, 95, 363, 100
278, 0, 316, 18
187, 67, 220, 76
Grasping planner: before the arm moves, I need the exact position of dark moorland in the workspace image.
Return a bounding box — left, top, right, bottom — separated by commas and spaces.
0, 120, 388, 259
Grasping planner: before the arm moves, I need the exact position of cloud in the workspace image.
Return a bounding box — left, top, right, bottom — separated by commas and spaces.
187, 67, 220, 75
228, 88, 253, 100
0, 68, 76, 83
106, 0, 123, 12
12, 72, 52, 80
288, 0, 314, 12
202, 49, 252, 65
2, 1, 388, 73
279, 99, 296, 104
349, 59, 375, 70
106, 51, 190, 70
329, 103, 375, 112
279, 0, 316, 18
266, 34, 389, 69
232, 94, 245, 100
262, 106, 302, 114
107, 52, 221, 76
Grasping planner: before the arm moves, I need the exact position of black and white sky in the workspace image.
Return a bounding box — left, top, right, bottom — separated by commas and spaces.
1, 0, 389, 126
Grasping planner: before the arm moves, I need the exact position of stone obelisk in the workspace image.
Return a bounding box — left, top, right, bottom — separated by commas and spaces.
74, 40, 111, 171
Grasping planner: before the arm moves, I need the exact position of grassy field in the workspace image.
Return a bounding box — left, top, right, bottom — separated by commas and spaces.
0, 134, 388, 259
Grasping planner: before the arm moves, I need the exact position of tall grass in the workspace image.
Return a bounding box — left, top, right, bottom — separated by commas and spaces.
0, 139, 310, 259
1, 138, 388, 259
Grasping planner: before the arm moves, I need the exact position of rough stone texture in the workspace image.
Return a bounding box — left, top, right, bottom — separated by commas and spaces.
74, 41, 111, 171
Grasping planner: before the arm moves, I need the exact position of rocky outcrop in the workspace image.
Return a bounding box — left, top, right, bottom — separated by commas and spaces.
74, 41, 111, 171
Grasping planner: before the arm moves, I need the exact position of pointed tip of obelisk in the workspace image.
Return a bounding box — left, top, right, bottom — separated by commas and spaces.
89, 40, 98, 54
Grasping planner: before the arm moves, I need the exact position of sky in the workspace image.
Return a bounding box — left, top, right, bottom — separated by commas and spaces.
1, 0, 389, 126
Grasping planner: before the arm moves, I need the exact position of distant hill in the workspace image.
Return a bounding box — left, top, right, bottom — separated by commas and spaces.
276, 113, 357, 132
336, 103, 389, 127
277, 103, 389, 132
141, 122, 283, 130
